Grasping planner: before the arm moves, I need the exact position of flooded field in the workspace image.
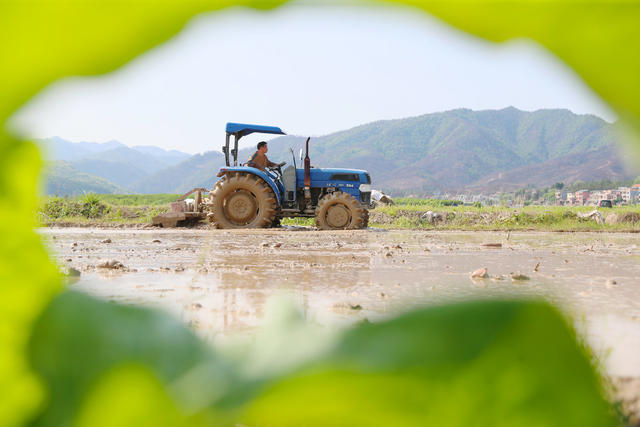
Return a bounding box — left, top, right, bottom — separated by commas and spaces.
40, 227, 640, 378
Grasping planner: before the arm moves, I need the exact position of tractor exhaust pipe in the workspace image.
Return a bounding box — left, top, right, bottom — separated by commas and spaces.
304, 137, 311, 201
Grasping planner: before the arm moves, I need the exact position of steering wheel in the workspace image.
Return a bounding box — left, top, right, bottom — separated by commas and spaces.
268, 162, 285, 174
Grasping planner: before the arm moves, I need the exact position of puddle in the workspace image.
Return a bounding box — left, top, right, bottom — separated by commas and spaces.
40, 228, 640, 376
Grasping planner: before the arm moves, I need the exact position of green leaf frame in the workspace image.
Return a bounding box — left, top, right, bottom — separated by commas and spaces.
2, 0, 636, 425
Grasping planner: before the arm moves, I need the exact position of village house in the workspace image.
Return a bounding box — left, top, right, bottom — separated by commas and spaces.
589, 190, 604, 204
555, 191, 568, 205
574, 190, 590, 205
632, 184, 640, 203
619, 187, 631, 203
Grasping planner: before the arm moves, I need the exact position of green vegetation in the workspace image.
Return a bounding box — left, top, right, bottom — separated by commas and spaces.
372, 202, 640, 231
394, 198, 464, 206
4, 0, 640, 426
94, 193, 180, 206
37, 194, 640, 232
37, 193, 173, 225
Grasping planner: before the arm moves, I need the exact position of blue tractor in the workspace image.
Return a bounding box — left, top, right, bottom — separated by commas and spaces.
209, 122, 371, 229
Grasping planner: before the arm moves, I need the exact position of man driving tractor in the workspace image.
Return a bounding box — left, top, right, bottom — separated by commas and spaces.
247, 141, 284, 171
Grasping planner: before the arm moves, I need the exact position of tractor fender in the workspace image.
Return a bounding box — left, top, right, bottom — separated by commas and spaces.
216, 166, 282, 205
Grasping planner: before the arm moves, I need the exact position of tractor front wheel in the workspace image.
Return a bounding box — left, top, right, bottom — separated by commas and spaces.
209, 173, 277, 229
315, 191, 367, 230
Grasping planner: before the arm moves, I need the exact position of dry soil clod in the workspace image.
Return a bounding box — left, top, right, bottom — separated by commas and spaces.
510, 272, 530, 281
482, 243, 502, 248
97, 259, 125, 269
471, 267, 488, 279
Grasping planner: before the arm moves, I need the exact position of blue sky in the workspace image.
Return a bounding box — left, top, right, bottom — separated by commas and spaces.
11, 2, 614, 154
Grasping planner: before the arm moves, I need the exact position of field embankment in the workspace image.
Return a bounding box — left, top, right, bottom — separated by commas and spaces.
370, 198, 640, 232
37, 194, 175, 227
37, 194, 640, 231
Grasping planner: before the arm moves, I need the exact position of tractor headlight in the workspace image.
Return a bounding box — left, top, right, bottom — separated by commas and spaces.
359, 184, 371, 205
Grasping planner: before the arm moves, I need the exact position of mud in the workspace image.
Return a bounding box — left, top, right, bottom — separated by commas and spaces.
40, 228, 640, 378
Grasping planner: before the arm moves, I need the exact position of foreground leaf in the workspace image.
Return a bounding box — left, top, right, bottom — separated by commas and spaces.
28, 291, 221, 426
0, 134, 61, 426
75, 364, 194, 427
1, 2, 286, 425
242, 300, 614, 426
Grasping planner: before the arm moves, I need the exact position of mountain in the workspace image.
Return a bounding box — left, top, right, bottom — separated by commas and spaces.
39, 108, 638, 195
241, 108, 634, 194
132, 145, 191, 165
37, 137, 126, 161
38, 138, 192, 194
43, 162, 127, 196
132, 151, 226, 194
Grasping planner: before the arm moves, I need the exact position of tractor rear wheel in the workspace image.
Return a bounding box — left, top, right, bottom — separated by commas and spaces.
315, 191, 367, 230
209, 173, 277, 229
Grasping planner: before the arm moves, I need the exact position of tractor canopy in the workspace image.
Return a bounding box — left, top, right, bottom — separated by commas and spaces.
225, 123, 286, 138
223, 123, 286, 167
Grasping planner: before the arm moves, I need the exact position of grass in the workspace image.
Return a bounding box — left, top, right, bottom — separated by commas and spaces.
371, 203, 640, 231
91, 194, 180, 206
36, 194, 640, 231
37, 193, 172, 225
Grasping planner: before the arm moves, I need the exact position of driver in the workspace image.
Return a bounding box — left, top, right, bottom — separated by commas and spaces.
247, 141, 284, 171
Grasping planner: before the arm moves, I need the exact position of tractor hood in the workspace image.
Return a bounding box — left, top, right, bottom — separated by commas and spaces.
298, 168, 371, 185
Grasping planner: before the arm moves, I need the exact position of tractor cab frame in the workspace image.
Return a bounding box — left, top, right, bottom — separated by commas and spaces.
222, 122, 286, 167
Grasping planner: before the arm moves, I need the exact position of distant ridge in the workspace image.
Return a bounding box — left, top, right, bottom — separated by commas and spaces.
44, 161, 127, 196
37, 138, 191, 195
39, 108, 637, 195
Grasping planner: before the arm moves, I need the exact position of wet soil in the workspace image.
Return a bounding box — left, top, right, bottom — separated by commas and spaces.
41, 227, 640, 418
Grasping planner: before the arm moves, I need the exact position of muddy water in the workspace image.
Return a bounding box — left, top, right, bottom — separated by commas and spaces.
40, 228, 640, 376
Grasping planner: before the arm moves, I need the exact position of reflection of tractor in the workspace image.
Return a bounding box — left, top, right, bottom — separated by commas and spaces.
210, 123, 371, 229
153, 123, 372, 229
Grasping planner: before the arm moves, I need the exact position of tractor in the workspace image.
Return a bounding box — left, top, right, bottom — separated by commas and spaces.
209, 122, 372, 230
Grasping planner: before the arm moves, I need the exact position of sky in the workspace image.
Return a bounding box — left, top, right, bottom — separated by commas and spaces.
10, 2, 615, 154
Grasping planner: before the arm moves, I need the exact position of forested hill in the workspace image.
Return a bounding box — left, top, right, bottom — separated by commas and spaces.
238, 107, 634, 193
42, 107, 636, 195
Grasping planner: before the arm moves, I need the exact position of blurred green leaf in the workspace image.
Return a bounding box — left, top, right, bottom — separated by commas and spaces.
0, 134, 61, 426
28, 296, 616, 426
1, 2, 286, 425
74, 364, 193, 427
241, 301, 614, 426
1, 1, 638, 426
28, 291, 224, 426
0, 0, 286, 126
